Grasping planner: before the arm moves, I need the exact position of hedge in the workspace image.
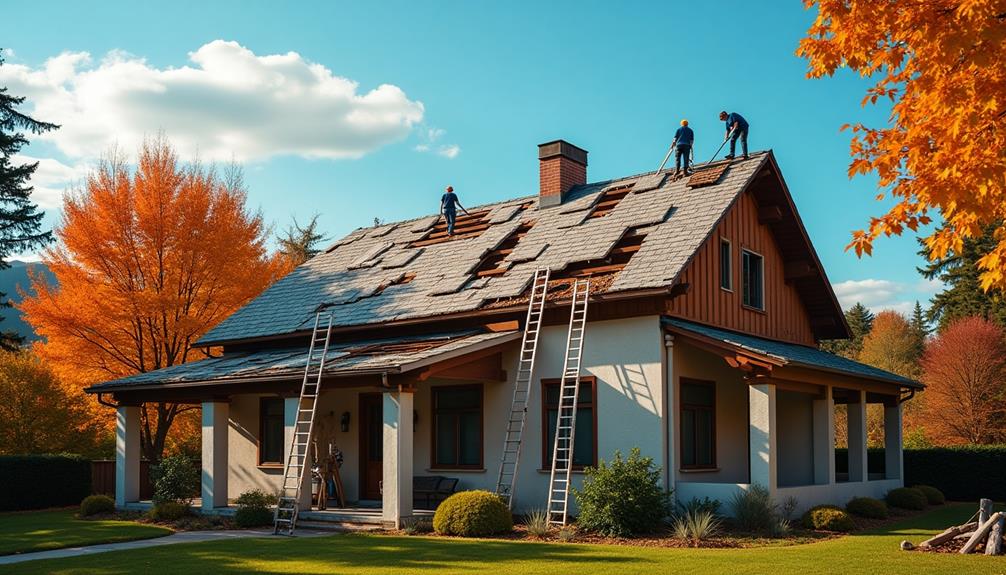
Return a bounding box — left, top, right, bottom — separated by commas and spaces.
0, 455, 92, 511
903, 447, 1006, 502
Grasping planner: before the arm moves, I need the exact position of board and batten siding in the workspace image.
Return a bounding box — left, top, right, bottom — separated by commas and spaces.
667, 190, 816, 346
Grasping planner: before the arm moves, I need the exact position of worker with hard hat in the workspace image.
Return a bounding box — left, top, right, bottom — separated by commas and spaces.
672, 119, 695, 176
440, 185, 469, 236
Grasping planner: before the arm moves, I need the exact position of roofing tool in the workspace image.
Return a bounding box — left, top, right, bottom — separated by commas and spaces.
656, 143, 675, 174
708, 127, 736, 164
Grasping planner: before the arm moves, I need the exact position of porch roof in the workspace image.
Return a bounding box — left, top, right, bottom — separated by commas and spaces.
663, 317, 922, 389
86, 329, 519, 392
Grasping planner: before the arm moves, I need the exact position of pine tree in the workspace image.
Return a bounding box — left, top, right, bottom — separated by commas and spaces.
277, 214, 328, 265
821, 302, 874, 358
0, 50, 57, 350
908, 300, 929, 356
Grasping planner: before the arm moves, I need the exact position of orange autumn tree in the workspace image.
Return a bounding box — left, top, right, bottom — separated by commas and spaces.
798, 2, 1006, 289
21, 136, 290, 460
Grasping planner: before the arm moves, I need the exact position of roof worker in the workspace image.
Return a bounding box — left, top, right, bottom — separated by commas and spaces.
672, 119, 695, 176
719, 110, 749, 160
440, 185, 469, 236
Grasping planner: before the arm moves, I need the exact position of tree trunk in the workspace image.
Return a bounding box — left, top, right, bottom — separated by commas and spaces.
140, 402, 180, 462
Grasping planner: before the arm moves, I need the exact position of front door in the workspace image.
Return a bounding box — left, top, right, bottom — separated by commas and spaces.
359, 393, 383, 501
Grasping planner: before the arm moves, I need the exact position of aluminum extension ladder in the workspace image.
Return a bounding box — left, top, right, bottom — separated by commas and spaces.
546, 278, 590, 526
273, 311, 334, 535
494, 268, 550, 508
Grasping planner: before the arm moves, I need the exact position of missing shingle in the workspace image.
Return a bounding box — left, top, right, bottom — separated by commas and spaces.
469, 220, 536, 277
586, 184, 633, 219
687, 163, 730, 188
632, 172, 667, 193
348, 241, 394, 269
408, 209, 493, 247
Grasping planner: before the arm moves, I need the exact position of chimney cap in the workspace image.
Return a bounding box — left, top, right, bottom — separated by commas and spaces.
538, 139, 588, 166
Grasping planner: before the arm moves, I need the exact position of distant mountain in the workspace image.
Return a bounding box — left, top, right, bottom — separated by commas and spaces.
0, 260, 55, 342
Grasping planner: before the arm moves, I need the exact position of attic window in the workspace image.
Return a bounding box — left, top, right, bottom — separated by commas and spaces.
586, 185, 632, 219
408, 209, 492, 247
471, 221, 535, 278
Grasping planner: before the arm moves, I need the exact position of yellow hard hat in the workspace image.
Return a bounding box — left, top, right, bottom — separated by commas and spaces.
680, 119, 689, 126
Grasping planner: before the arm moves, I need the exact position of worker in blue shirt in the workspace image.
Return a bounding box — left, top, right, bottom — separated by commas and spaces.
719, 111, 749, 160
440, 185, 469, 236
672, 119, 694, 176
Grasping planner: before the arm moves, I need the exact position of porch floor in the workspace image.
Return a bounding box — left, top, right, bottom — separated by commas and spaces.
122, 500, 434, 526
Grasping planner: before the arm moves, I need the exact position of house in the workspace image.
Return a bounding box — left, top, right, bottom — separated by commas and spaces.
87, 140, 920, 528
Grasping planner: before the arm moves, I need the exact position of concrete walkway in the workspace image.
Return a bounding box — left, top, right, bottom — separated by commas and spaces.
0, 528, 330, 565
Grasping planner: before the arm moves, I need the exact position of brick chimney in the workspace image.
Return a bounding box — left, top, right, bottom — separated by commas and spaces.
538, 139, 588, 208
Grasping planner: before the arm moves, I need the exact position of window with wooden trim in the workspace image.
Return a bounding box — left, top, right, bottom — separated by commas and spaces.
720, 238, 732, 291
432, 385, 483, 468
259, 398, 285, 466
680, 379, 715, 469
541, 377, 597, 469
742, 249, 764, 310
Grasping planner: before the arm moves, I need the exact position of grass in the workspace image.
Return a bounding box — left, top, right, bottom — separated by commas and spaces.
4, 504, 1002, 574
0, 509, 171, 556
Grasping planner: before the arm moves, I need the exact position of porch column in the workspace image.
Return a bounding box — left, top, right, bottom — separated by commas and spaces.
847, 390, 868, 482
201, 401, 229, 510
663, 334, 676, 497
884, 401, 903, 481
382, 389, 414, 528
115, 405, 141, 508
812, 386, 835, 485
284, 397, 312, 508
748, 383, 777, 492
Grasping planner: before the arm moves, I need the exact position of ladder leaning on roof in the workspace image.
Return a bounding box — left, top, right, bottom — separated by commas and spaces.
494, 268, 550, 509
547, 278, 590, 526
273, 311, 334, 535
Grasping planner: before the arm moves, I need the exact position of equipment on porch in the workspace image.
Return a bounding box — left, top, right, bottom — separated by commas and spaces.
547, 278, 590, 526
274, 311, 334, 535
494, 268, 551, 509
314, 441, 346, 510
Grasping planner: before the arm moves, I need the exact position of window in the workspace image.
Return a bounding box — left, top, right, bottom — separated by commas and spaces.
720, 238, 732, 291
542, 377, 597, 469
680, 379, 715, 469
432, 386, 483, 468
259, 398, 285, 466
742, 249, 764, 309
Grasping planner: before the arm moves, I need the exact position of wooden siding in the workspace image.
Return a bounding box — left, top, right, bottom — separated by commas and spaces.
667, 190, 817, 345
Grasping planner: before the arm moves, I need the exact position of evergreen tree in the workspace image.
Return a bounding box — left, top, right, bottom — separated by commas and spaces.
0, 50, 56, 350
821, 302, 874, 358
277, 214, 328, 265
918, 225, 1006, 332
908, 300, 930, 356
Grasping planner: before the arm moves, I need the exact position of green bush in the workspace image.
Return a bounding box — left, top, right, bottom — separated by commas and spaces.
913, 485, 945, 505
729, 484, 777, 533
677, 496, 721, 517
80, 494, 115, 517
802, 505, 854, 532
151, 455, 199, 504
523, 509, 550, 537
886, 487, 927, 510
0, 455, 91, 511
149, 501, 192, 521
234, 506, 274, 528
904, 446, 1006, 501
234, 489, 277, 508
573, 448, 670, 537
846, 497, 888, 519
433, 491, 512, 536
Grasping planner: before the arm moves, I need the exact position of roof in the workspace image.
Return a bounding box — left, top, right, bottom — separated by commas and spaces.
664, 318, 921, 388
89, 329, 518, 391
199, 153, 792, 346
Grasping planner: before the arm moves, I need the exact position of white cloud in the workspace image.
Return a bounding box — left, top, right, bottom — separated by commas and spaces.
13, 154, 87, 209
0, 40, 425, 161
831, 278, 943, 315
436, 144, 461, 159
413, 124, 460, 159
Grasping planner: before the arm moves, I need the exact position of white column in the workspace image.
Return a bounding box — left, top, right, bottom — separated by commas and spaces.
748, 383, 777, 492
812, 386, 835, 485
847, 390, 868, 482
663, 335, 676, 497
284, 397, 312, 508
201, 401, 230, 510
884, 401, 903, 482
115, 405, 141, 508
382, 390, 414, 528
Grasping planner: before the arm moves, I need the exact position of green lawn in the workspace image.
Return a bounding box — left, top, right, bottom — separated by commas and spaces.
5, 504, 1002, 574
0, 509, 171, 556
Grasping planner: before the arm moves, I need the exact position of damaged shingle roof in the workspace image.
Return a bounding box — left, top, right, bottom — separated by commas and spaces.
197, 153, 770, 346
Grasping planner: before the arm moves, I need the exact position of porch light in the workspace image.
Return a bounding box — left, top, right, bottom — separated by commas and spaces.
340, 411, 351, 432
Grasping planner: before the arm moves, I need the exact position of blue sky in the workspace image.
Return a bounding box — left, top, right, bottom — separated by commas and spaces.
2, 0, 938, 314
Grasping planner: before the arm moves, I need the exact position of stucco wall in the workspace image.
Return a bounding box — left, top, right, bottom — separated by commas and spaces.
227, 394, 283, 496
776, 390, 815, 487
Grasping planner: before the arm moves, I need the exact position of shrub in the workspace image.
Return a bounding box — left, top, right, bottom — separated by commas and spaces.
0, 455, 91, 511
677, 497, 721, 517
523, 508, 550, 537
235, 489, 278, 508
151, 455, 199, 504
401, 517, 433, 535
433, 491, 512, 537
672, 509, 720, 544
886, 487, 927, 510
904, 446, 1006, 501
573, 448, 671, 537
770, 516, 792, 537
149, 501, 192, 521
913, 485, 945, 505
729, 484, 776, 533
802, 505, 854, 532
557, 526, 576, 542
80, 494, 115, 517
846, 497, 888, 519
234, 506, 274, 528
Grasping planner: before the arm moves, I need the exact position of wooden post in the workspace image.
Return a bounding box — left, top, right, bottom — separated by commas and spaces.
986, 515, 1005, 556
979, 498, 993, 526
918, 522, 978, 548
961, 511, 1003, 554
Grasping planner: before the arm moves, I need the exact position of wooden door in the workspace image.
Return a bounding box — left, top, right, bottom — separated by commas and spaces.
359, 394, 383, 501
